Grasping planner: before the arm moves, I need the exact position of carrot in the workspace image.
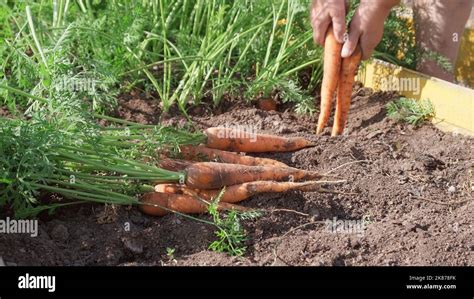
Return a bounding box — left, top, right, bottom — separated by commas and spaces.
183, 162, 321, 189
332, 45, 362, 136
139, 192, 248, 216
316, 25, 343, 135
155, 181, 324, 203
157, 158, 193, 171
179, 144, 288, 167
204, 127, 313, 153
257, 98, 277, 111
155, 183, 184, 194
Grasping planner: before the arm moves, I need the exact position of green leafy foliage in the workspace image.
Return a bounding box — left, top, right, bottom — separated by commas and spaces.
208, 188, 262, 256
1, 0, 455, 117
1, 0, 324, 115
386, 97, 435, 126
166, 247, 176, 260
375, 8, 417, 69
419, 49, 454, 73
0, 85, 206, 218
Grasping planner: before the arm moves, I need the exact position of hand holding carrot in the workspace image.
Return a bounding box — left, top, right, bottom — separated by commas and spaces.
310, 0, 399, 59
312, 0, 399, 135
341, 0, 399, 59
316, 25, 362, 136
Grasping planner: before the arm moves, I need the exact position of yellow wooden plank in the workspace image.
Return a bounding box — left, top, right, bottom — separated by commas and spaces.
358, 59, 474, 136
455, 28, 474, 88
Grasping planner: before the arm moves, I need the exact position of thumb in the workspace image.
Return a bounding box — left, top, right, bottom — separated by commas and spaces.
341, 27, 361, 58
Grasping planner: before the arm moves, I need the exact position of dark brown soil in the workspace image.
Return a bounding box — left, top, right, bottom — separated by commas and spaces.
1, 87, 473, 266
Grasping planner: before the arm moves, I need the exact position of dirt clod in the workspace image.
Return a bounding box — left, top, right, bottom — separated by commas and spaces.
122, 237, 144, 255
50, 223, 69, 242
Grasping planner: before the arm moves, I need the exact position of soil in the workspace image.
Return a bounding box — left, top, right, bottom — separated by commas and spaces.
1, 86, 473, 266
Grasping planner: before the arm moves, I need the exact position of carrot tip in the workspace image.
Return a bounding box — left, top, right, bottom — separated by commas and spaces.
331, 128, 343, 136
316, 126, 324, 135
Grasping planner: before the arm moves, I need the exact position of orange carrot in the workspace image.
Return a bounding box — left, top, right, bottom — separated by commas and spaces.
157, 158, 193, 171
257, 98, 277, 111
155, 183, 184, 194
155, 181, 324, 203
183, 162, 321, 189
139, 192, 248, 216
204, 127, 313, 153
316, 25, 343, 134
332, 45, 362, 136
179, 144, 288, 167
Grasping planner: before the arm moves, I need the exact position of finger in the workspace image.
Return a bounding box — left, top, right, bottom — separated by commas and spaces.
341, 21, 361, 58
329, 6, 346, 43
359, 31, 382, 60
312, 14, 331, 45
359, 40, 374, 60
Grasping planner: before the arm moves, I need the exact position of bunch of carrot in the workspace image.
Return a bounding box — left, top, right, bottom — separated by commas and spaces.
317, 25, 362, 136
140, 127, 330, 216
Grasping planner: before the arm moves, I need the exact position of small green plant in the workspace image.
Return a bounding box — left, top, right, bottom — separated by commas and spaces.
166, 247, 176, 260
419, 49, 454, 73
386, 97, 435, 126
278, 80, 316, 115
207, 189, 261, 256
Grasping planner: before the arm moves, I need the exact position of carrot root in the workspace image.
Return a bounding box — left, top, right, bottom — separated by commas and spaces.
179, 144, 288, 167
184, 162, 322, 190
316, 25, 343, 135
158, 158, 193, 171
204, 127, 314, 153
257, 98, 277, 111
332, 45, 362, 136
139, 192, 248, 216
156, 180, 328, 204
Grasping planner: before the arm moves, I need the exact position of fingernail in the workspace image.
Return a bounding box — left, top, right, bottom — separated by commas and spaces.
341, 47, 350, 57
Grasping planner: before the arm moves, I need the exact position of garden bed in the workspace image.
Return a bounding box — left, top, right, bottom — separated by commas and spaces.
0, 86, 472, 266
